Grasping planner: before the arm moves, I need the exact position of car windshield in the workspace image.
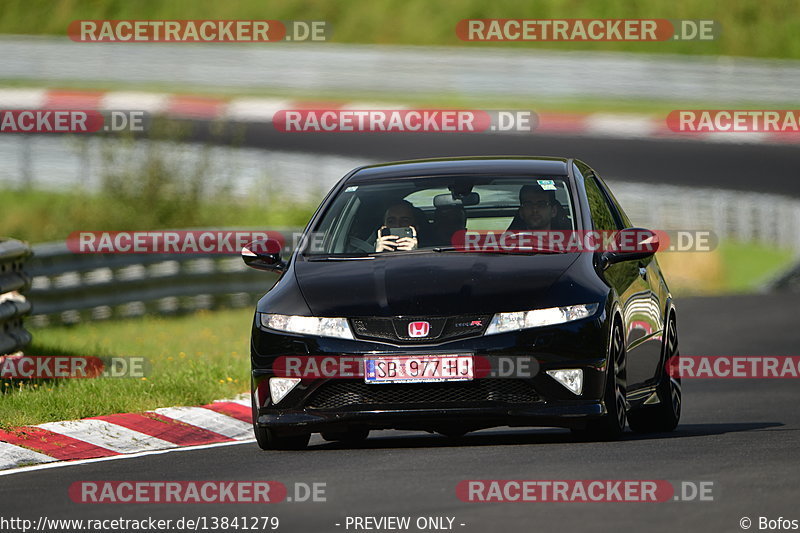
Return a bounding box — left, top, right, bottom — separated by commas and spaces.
302, 175, 576, 256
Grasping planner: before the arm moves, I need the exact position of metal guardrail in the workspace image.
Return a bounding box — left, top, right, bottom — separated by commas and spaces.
610, 183, 800, 291
26, 240, 283, 327
0, 137, 365, 202
610, 182, 800, 254
1, 36, 799, 103
0, 239, 33, 354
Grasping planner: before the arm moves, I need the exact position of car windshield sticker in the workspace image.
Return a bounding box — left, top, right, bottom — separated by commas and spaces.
345, 185, 358, 192
537, 179, 557, 190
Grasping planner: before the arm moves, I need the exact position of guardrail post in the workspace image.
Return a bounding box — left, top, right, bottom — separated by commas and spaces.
0, 238, 33, 357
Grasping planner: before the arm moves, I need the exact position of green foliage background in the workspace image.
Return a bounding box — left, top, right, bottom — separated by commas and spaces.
1, 0, 799, 59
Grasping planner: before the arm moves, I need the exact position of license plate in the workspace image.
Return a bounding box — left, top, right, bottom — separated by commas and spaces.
364, 354, 473, 384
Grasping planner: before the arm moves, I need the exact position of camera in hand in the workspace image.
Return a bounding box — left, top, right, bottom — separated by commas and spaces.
381, 226, 415, 238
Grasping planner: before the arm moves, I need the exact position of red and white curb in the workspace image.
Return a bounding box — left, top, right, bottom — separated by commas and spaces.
0, 88, 798, 144
0, 397, 253, 470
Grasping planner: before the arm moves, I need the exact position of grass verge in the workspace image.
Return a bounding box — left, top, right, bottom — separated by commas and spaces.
718, 240, 796, 292
657, 241, 794, 295
0, 308, 253, 428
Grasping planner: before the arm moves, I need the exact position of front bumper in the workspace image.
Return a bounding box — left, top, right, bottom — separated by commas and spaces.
256, 402, 606, 435
251, 314, 611, 434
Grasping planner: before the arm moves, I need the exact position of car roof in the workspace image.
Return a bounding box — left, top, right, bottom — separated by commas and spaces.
346, 156, 571, 183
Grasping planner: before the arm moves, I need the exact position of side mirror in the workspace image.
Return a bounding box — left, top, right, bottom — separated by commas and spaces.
600, 228, 659, 269
242, 239, 286, 273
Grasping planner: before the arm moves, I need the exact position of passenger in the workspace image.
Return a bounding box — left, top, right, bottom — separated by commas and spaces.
375, 200, 420, 252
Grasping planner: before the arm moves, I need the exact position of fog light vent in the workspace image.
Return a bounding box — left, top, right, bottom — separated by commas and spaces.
270, 377, 301, 404
546, 369, 583, 395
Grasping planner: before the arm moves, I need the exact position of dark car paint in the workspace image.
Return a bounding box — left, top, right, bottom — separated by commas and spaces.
573, 162, 669, 388
249, 156, 673, 435
294, 253, 581, 317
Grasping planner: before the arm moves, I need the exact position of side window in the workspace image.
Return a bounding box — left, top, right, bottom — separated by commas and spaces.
595, 174, 633, 229
584, 176, 620, 231
311, 192, 360, 254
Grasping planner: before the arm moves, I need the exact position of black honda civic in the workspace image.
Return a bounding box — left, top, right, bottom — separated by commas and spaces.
243, 156, 681, 449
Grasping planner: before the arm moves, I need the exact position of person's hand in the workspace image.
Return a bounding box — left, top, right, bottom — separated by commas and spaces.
376, 227, 398, 252
375, 226, 418, 252
394, 226, 418, 251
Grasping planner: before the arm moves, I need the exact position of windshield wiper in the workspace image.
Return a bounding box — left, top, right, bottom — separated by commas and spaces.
431, 246, 563, 254
305, 255, 375, 261
500, 247, 564, 254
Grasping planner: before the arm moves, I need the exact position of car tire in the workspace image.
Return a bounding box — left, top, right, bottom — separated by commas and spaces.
251, 393, 311, 450
628, 315, 681, 433
254, 425, 310, 450
572, 320, 627, 441
320, 428, 370, 443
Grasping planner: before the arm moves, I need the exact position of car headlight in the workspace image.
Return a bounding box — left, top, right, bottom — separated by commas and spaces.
259, 313, 354, 340
484, 303, 599, 335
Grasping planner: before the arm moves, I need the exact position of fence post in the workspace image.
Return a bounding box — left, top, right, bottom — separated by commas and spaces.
0, 238, 33, 356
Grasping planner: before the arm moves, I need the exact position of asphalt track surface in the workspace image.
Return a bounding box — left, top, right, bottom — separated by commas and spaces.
178, 120, 800, 197
1, 130, 798, 532
1, 295, 799, 532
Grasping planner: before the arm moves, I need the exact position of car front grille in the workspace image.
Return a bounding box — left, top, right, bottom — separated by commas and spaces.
305, 379, 539, 409
349, 315, 492, 344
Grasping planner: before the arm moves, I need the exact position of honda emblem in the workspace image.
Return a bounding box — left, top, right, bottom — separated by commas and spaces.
408, 321, 430, 337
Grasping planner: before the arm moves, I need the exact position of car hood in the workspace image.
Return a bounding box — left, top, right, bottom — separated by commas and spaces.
293, 252, 581, 317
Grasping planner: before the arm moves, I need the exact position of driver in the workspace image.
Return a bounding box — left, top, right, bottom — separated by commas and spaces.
375, 200, 420, 252
515, 185, 558, 231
